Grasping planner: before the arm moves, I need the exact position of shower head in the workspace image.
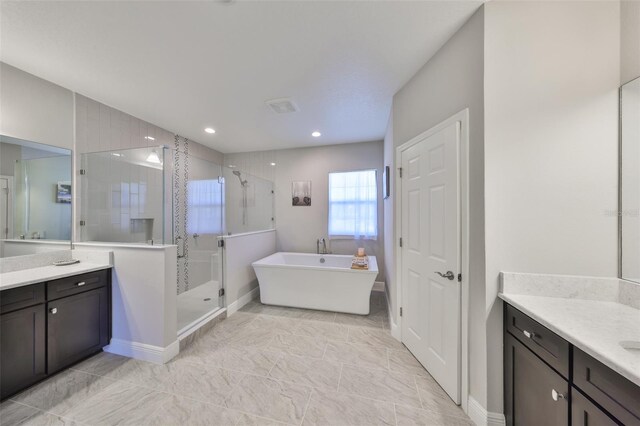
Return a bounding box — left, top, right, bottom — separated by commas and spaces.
232, 170, 248, 187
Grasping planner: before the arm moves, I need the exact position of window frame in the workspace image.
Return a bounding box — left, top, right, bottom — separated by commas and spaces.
327, 168, 379, 240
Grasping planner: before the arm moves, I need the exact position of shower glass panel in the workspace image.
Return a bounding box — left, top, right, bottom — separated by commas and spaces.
79, 146, 168, 244
175, 153, 225, 333
223, 167, 274, 235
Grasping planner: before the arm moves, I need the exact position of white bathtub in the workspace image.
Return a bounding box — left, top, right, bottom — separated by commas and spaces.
252, 252, 378, 315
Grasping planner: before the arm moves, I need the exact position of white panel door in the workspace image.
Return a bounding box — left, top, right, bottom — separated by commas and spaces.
401, 121, 460, 403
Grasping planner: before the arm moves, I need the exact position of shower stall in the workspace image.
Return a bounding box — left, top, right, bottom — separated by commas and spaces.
78, 142, 275, 336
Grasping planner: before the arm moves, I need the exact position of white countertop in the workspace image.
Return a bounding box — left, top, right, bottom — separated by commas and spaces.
499, 275, 640, 388
0, 261, 112, 290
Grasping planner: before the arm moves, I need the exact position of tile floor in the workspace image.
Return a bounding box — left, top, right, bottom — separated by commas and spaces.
0, 292, 472, 426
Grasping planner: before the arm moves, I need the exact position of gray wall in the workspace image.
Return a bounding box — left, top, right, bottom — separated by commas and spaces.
621, 0, 640, 84
484, 0, 620, 413
225, 140, 385, 281
0, 62, 74, 150
385, 5, 485, 408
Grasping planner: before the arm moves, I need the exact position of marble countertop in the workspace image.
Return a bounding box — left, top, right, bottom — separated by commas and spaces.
499, 292, 640, 388
0, 262, 112, 291
0, 250, 113, 291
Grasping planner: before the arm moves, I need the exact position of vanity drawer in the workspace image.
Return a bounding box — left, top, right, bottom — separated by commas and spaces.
47, 269, 108, 301
506, 305, 570, 378
573, 348, 640, 426
0, 283, 45, 314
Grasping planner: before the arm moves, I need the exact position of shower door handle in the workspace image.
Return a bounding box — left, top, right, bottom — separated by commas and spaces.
176, 236, 186, 258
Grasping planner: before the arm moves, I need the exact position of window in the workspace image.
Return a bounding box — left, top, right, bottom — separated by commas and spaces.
187, 179, 224, 235
328, 169, 377, 239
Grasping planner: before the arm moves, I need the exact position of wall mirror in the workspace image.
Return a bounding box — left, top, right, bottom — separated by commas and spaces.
620, 76, 640, 284
0, 135, 72, 258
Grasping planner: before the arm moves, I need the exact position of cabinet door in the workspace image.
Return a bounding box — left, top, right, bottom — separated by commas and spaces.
571, 389, 617, 426
505, 333, 569, 426
0, 304, 46, 399
47, 287, 110, 374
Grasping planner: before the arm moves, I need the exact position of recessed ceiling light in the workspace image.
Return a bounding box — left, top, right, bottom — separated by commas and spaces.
111, 153, 123, 157
144, 136, 155, 141
228, 164, 236, 168
311, 131, 321, 137
270, 162, 276, 166
204, 127, 216, 134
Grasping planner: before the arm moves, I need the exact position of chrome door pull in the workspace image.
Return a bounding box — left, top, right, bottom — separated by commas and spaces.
50, 308, 57, 314
435, 271, 455, 280
76, 281, 86, 287
523, 330, 535, 339
551, 389, 566, 401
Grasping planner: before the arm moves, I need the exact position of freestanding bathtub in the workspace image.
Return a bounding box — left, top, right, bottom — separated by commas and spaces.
252, 252, 378, 315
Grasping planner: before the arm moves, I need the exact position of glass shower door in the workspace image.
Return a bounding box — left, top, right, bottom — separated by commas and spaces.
175, 151, 225, 333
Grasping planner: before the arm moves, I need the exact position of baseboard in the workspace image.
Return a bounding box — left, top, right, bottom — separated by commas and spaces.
104, 338, 179, 364
467, 396, 505, 426
227, 286, 260, 316
384, 283, 401, 341
373, 281, 385, 292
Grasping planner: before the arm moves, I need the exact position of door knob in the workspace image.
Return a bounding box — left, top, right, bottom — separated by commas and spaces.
50, 308, 57, 314
551, 389, 566, 401
435, 271, 455, 280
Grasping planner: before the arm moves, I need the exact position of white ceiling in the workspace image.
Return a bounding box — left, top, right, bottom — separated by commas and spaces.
1, 1, 482, 153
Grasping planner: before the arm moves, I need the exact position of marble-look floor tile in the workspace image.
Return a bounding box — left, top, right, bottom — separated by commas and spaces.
149, 360, 244, 406
414, 375, 467, 419
302, 389, 395, 426
71, 352, 164, 385
323, 341, 388, 370
334, 313, 385, 329
220, 326, 278, 349
338, 365, 422, 408
239, 302, 290, 317
275, 306, 337, 323
0, 401, 39, 425
266, 334, 327, 358
224, 375, 312, 424
11, 369, 124, 416
235, 413, 290, 426
294, 320, 349, 341
61, 381, 162, 425
117, 392, 241, 426
347, 327, 404, 350
395, 404, 473, 426
249, 315, 299, 335
388, 348, 430, 377
19, 411, 78, 426
268, 354, 342, 391
181, 341, 281, 376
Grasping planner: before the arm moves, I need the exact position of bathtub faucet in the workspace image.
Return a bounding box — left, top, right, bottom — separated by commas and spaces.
317, 238, 328, 255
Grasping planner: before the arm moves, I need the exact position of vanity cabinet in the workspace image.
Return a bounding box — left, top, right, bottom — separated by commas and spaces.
0, 269, 111, 400
504, 304, 640, 426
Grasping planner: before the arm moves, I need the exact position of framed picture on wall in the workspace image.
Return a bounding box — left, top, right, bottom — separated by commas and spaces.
383, 166, 390, 199
292, 181, 311, 206
56, 181, 71, 203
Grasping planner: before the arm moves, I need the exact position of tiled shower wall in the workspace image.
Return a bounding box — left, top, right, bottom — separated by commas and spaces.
74, 94, 224, 243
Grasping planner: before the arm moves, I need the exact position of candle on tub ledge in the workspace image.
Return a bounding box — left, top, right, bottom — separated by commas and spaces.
357, 247, 365, 257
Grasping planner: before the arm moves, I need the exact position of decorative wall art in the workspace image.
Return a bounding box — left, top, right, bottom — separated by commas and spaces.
56, 181, 71, 203
292, 181, 311, 206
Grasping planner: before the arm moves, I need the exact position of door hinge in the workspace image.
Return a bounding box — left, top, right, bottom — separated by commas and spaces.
79, 220, 86, 226
398, 167, 403, 178
218, 288, 225, 297
400, 307, 403, 317
458, 273, 462, 283
399, 237, 403, 247
217, 239, 225, 248
80, 169, 86, 175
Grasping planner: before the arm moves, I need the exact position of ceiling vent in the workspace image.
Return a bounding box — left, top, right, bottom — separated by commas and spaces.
265, 98, 298, 114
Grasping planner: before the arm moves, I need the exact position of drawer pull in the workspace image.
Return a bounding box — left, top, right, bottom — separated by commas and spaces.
50, 308, 57, 314
76, 281, 87, 287
523, 330, 536, 339
551, 389, 566, 401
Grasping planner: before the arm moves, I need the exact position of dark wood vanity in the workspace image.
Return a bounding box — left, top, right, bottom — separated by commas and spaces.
0, 268, 112, 400
504, 304, 640, 426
